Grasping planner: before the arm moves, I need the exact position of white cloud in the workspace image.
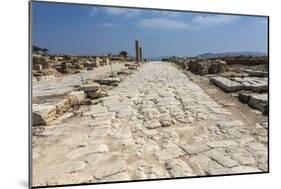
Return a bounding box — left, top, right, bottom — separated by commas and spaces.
102, 7, 141, 17
138, 17, 188, 29
100, 23, 115, 27
192, 15, 240, 27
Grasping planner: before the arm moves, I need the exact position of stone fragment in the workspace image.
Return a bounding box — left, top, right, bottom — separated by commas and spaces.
33, 91, 85, 126
80, 83, 100, 92
87, 90, 102, 99
33, 104, 56, 126
33, 64, 43, 71
248, 94, 268, 114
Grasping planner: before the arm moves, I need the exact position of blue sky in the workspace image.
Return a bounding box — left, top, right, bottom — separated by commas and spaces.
32, 2, 268, 57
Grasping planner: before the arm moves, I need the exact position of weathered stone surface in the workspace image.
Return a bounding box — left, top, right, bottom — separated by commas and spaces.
33, 91, 85, 126
206, 150, 239, 168
159, 116, 174, 127
248, 94, 268, 113
231, 166, 261, 173
206, 140, 238, 148
181, 143, 210, 155
59, 161, 86, 173
188, 155, 217, 175
210, 76, 244, 92
112, 127, 132, 139
94, 160, 127, 179
144, 120, 162, 129
90, 127, 112, 138
33, 104, 56, 126
65, 148, 90, 160
80, 83, 100, 92
87, 90, 102, 99
231, 153, 256, 165
165, 159, 194, 177
154, 145, 185, 161
216, 120, 244, 128
233, 77, 268, 92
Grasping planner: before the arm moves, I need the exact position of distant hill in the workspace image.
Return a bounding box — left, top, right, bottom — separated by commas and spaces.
196, 51, 267, 58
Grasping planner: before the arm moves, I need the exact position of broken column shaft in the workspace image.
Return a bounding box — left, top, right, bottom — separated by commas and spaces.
139, 47, 143, 62
135, 40, 140, 63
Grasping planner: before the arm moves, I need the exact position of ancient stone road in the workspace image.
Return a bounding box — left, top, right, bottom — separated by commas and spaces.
32, 61, 268, 186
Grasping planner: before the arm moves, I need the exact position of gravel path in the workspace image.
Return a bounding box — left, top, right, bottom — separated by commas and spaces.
32, 61, 268, 187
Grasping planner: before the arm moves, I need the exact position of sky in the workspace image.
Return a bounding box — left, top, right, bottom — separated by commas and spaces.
32, 1, 268, 58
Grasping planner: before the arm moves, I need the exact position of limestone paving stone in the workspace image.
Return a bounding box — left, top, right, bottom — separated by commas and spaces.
165, 159, 194, 177
94, 159, 128, 180
206, 140, 238, 148
205, 149, 239, 168
181, 143, 210, 155
210, 76, 244, 92
154, 145, 186, 161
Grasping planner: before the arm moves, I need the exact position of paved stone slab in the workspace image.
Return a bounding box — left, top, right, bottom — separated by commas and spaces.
206, 150, 239, 168
154, 145, 185, 161
165, 159, 194, 177
181, 143, 210, 155
233, 77, 268, 93
206, 140, 238, 148
210, 76, 244, 92
94, 160, 127, 179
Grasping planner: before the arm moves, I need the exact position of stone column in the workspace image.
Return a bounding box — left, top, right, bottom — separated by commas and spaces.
139, 47, 143, 63
135, 40, 140, 63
